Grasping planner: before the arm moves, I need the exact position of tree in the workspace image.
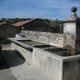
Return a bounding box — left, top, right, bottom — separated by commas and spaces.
0, 18, 6, 23
44, 19, 50, 24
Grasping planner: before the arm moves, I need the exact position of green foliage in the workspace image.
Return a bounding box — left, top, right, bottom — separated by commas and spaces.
40, 18, 63, 33
0, 18, 6, 23
0, 18, 30, 24
43, 18, 50, 24
0, 39, 11, 44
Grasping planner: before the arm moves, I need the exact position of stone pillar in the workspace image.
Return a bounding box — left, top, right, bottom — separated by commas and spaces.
63, 6, 80, 55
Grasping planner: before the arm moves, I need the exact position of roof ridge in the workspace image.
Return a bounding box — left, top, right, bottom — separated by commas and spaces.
13, 19, 36, 27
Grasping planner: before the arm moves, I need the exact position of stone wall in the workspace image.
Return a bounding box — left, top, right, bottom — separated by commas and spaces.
21, 30, 63, 47
32, 47, 63, 80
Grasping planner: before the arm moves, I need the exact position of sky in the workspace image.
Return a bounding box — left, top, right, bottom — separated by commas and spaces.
0, 0, 80, 20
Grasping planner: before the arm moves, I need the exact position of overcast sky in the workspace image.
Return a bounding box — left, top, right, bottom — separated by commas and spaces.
0, 0, 80, 20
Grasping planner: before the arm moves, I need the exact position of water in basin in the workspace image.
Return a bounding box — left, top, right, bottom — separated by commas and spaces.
18, 40, 49, 47
45, 48, 71, 56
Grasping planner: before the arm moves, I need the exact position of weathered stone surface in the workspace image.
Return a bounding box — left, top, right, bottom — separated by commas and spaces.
20, 30, 63, 47
63, 6, 80, 55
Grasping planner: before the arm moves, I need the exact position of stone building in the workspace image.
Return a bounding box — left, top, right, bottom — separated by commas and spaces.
0, 22, 20, 38
13, 19, 57, 33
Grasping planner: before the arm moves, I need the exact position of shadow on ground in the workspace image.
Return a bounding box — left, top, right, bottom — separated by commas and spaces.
0, 58, 9, 70
3, 50, 25, 68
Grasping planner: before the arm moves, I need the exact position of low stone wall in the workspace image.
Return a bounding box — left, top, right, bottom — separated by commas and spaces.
32, 48, 63, 80
32, 47, 80, 80
21, 30, 63, 47
63, 58, 80, 80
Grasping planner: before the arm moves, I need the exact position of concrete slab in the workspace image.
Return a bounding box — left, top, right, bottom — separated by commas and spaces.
0, 70, 16, 80
0, 58, 16, 80
25, 70, 49, 80
2, 44, 11, 50
11, 63, 35, 78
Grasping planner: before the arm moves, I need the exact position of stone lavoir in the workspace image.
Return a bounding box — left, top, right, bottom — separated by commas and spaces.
8, 7, 80, 80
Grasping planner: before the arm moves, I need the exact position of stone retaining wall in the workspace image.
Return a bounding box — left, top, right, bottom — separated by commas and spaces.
20, 30, 63, 47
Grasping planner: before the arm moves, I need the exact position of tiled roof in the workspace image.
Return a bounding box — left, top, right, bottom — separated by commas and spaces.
13, 19, 36, 27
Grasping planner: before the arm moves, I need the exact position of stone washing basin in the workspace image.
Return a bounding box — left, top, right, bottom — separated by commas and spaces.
44, 48, 71, 56
17, 40, 70, 56
17, 40, 50, 47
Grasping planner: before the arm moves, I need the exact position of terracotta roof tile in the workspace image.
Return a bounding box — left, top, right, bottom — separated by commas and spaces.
13, 19, 36, 27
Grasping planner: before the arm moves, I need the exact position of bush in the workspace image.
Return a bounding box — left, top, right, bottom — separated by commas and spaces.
0, 39, 11, 44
